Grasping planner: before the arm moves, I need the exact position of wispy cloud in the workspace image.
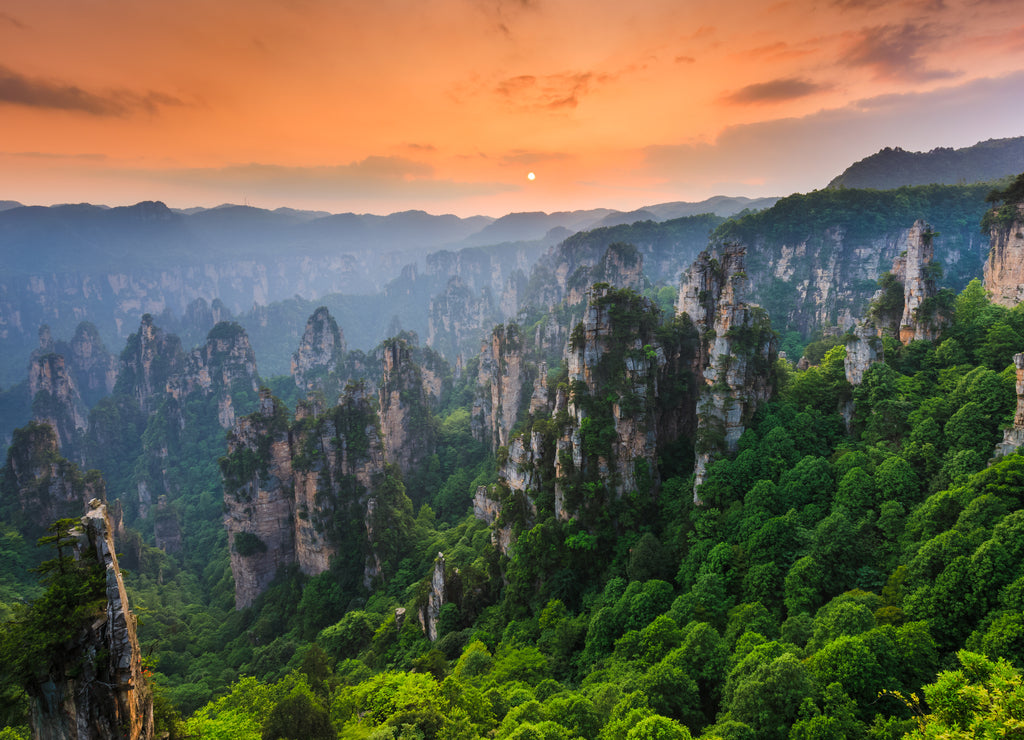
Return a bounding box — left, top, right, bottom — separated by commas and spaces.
722, 77, 830, 105
0, 11, 26, 29
0, 64, 184, 116
843, 23, 956, 81
495, 71, 599, 110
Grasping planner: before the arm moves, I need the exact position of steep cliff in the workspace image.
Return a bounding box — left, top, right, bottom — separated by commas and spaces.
995, 353, 1024, 457
222, 384, 389, 607
23, 501, 154, 740
471, 324, 533, 451
844, 322, 883, 386
679, 245, 777, 498
427, 277, 496, 362
28, 350, 88, 452
983, 178, 1024, 307
114, 314, 185, 413
1, 421, 104, 532
890, 220, 944, 343
291, 306, 346, 395
377, 338, 435, 478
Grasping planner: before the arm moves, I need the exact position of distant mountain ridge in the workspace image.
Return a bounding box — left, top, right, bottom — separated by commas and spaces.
828, 136, 1024, 190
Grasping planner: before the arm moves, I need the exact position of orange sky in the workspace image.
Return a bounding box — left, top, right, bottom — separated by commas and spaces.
1, 0, 1023, 216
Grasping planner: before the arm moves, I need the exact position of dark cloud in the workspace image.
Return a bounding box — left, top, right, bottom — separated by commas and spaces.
843, 24, 956, 81
675, 55, 696, 64
495, 71, 597, 110
0, 64, 183, 116
723, 77, 829, 105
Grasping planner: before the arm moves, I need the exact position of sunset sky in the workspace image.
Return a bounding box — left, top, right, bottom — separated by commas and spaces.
1, 0, 1022, 217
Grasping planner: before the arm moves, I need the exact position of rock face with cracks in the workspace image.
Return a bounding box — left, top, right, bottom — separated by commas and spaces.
984, 203, 1024, 307
26, 500, 154, 740
995, 353, 1024, 458
291, 306, 346, 394
679, 244, 776, 500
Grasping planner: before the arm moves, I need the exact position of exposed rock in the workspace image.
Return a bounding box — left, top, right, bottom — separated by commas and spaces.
680, 245, 776, 500
892, 220, 943, 343
68, 322, 119, 405
565, 243, 646, 305
222, 384, 387, 607
2, 421, 103, 530
419, 552, 446, 641
377, 338, 434, 477
995, 353, 1024, 457
27, 501, 154, 740
291, 306, 346, 394
983, 203, 1024, 307
28, 351, 88, 450
472, 324, 531, 451
844, 322, 883, 386
472, 484, 514, 555
115, 314, 185, 413
427, 276, 496, 361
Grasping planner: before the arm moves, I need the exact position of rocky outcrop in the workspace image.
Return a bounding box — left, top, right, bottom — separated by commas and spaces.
427, 277, 496, 362
891, 220, 943, 343
2, 421, 103, 530
68, 322, 119, 406
115, 314, 185, 413
472, 484, 514, 555
566, 242, 646, 305
166, 322, 260, 427
844, 322, 883, 386
472, 324, 531, 451
291, 307, 346, 394
28, 351, 88, 451
222, 385, 386, 607
995, 353, 1024, 457
153, 495, 183, 554
377, 338, 434, 477
680, 245, 776, 499
27, 501, 154, 740
983, 203, 1024, 307
419, 553, 447, 641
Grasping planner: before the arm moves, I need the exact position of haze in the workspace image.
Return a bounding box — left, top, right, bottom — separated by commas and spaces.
1, 0, 1022, 216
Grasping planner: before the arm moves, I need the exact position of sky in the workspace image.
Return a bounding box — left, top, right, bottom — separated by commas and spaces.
1, 0, 1023, 217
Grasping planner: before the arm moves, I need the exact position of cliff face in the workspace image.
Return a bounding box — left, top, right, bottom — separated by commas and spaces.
427, 277, 496, 362
983, 203, 1024, 307
2, 421, 103, 530
166, 322, 260, 427
68, 322, 119, 406
844, 322, 883, 386
28, 350, 88, 451
115, 314, 185, 413
680, 245, 777, 498
222, 385, 386, 607
377, 339, 434, 477
27, 502, 154, 740
891, 220, 943, 343
471, 324, 532, 451
995, 353, 1024, 457
291, 306, 346, 394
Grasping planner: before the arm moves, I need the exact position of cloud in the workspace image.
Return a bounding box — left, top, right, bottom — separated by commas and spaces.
722, 77, 829, 105
842, 24, 956, 81
500, 149, 572, 165
495, 71, 598, 110
0, 64, 183, 116
642, 71, 1024, 197
0, 11, 26, 28
143, 156, 515, 202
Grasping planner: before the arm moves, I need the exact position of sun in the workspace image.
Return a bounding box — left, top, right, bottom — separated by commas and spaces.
527, 172, 536, 181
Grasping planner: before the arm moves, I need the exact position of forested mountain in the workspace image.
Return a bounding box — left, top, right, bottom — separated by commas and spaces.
828, 137, 1024, 190
2, 174, 1024, 739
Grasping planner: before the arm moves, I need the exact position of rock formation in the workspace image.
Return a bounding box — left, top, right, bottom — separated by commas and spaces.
844, 322, 883, 386
472, 324, 531, 451
680, 245, 777, 499
25, 501, 154, 740
995, 353, 1024, 457
983, 202, 1024, 307
67, 322, 119, 406
377, 338, 434, 477
2, 421, 104, 531
28, 350, 88, 451
427, 276, 495, 362
222, 385, 386, 608
891, 220, 943, 343
565, 242, 646, 305
291, 306, 346, 394
419, 553, 447, 641
115, 314, 186, 413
